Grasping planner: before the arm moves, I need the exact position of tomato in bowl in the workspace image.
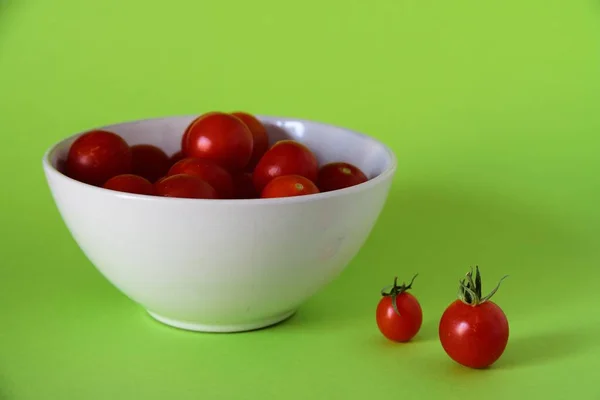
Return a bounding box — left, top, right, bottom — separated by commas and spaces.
42, 114, 397, 332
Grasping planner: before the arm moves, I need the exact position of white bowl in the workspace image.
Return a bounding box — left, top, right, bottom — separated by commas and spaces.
42, 115, 397, 332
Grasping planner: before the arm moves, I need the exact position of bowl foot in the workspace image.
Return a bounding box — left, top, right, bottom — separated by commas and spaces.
147, 310, 296, 333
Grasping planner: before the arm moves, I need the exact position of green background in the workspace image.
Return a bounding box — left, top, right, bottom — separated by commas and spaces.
1, 0, 599, 398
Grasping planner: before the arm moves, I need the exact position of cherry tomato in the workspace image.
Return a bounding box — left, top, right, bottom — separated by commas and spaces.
103, 174, 155, 195
180, 112, 220, 154
169, 151, 185, 166
130, 144, 170, 183
66, 130, 132, 186
182, 112, 253, 171
231, 172, 259, 199
376, 275, 422, 342
439, 266, 509, 369
261, 175, 320, 198
168, 157, 234, 199
155, 174, 219, 199
231, 112, 269, 169
253, 140, 318, 193
318, 162, 368, 192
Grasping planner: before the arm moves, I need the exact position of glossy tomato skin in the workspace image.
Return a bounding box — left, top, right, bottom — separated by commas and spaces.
318, 162, 368, 192
154, 174, 218, 199
103, 174, 155, 195
253, 140, 318, 193
168, 158, 234, 199
376, 292, 423, 342
182, 112, 253, 171
66, 130, 132, 186
231, 112, 269, 169
439, 300, 509, 369
232, 172, 259, 199
131, 144, 170, 183
261, 175, 320, 198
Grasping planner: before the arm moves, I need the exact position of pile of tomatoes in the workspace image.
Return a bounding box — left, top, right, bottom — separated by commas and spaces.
64, 111, 370, 199
376, 267, 510, 369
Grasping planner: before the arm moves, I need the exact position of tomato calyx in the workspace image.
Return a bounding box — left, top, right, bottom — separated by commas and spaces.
458, 266, 508, 306
380, 274, 418, 316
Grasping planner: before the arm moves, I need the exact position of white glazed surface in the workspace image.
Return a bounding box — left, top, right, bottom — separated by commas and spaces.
42, 115, 397, 332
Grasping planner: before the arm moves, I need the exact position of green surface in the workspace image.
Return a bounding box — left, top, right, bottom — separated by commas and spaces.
1, 0, 600, 398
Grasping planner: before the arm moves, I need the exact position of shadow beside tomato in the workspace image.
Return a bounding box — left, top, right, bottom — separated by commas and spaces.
495, 324, 600, 369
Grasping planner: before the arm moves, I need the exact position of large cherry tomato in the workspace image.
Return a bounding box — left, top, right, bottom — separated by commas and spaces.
231, 172, 259, 199
318, 162, 368, 192
439, 266, 509, 369
231, 111, 269, 169
131, 144, 170, 183
253, 140, 318, 192
155, 174, 218, 199
182, 112, 253, 171
376, 275, 422, 342
103, 174, 155, 195
261, 175, 320, 198
66, 130, 132, 186
168, 157, 234, 199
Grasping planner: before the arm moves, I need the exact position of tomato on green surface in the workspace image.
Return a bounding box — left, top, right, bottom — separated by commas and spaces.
318, 162, 368, 192
66, 130, 132, 186
439, 266, 509, 369
260, 175, 320, 198
154, 174, 218, 199
376, 274, 422, 342
168, 158, 234, 199
182, 112, 253, 171
103, 174, 154, 195
253, 140, 318, 193
131, 144, 170, 183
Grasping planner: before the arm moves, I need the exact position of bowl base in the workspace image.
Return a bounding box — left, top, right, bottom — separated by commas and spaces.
147, 310, 297, 333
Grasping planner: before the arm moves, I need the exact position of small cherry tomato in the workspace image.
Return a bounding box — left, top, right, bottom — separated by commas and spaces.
103, 174, 155, 195
66, 130, 132, 186
231, 111, 269, 169
131, 144, 170, 183
318, 162, 368, 192
376, 274, 422, 342
168, 157, 234, 199
231, 172, 259, 199
439, 266, 509, 369
253, 140, 318, 193
261, 175, 320, 198
182, 112, 253, 171
155, 174, 219, 199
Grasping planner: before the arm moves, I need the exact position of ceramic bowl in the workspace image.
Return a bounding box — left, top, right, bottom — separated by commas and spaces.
42, 115, 397, 332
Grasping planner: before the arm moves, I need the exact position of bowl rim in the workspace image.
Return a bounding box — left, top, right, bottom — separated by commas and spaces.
42, 114, 398, 205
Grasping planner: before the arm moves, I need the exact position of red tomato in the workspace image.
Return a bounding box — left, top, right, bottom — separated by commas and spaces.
261, 175, 320, 198
253, 140, 318, 192
168, 158, 234, 199
66, 130, 132, 186
231, 112, 269, 169
318, 162, 368, 192
103, 174, 155, 195
180, 112, 220, 154
182, 112, 253, 171
232, 172, 259, 199
439, 267, 509, 369
155, 174, 219, 199
131, 144, 170, 183
376, 275, 422, 342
